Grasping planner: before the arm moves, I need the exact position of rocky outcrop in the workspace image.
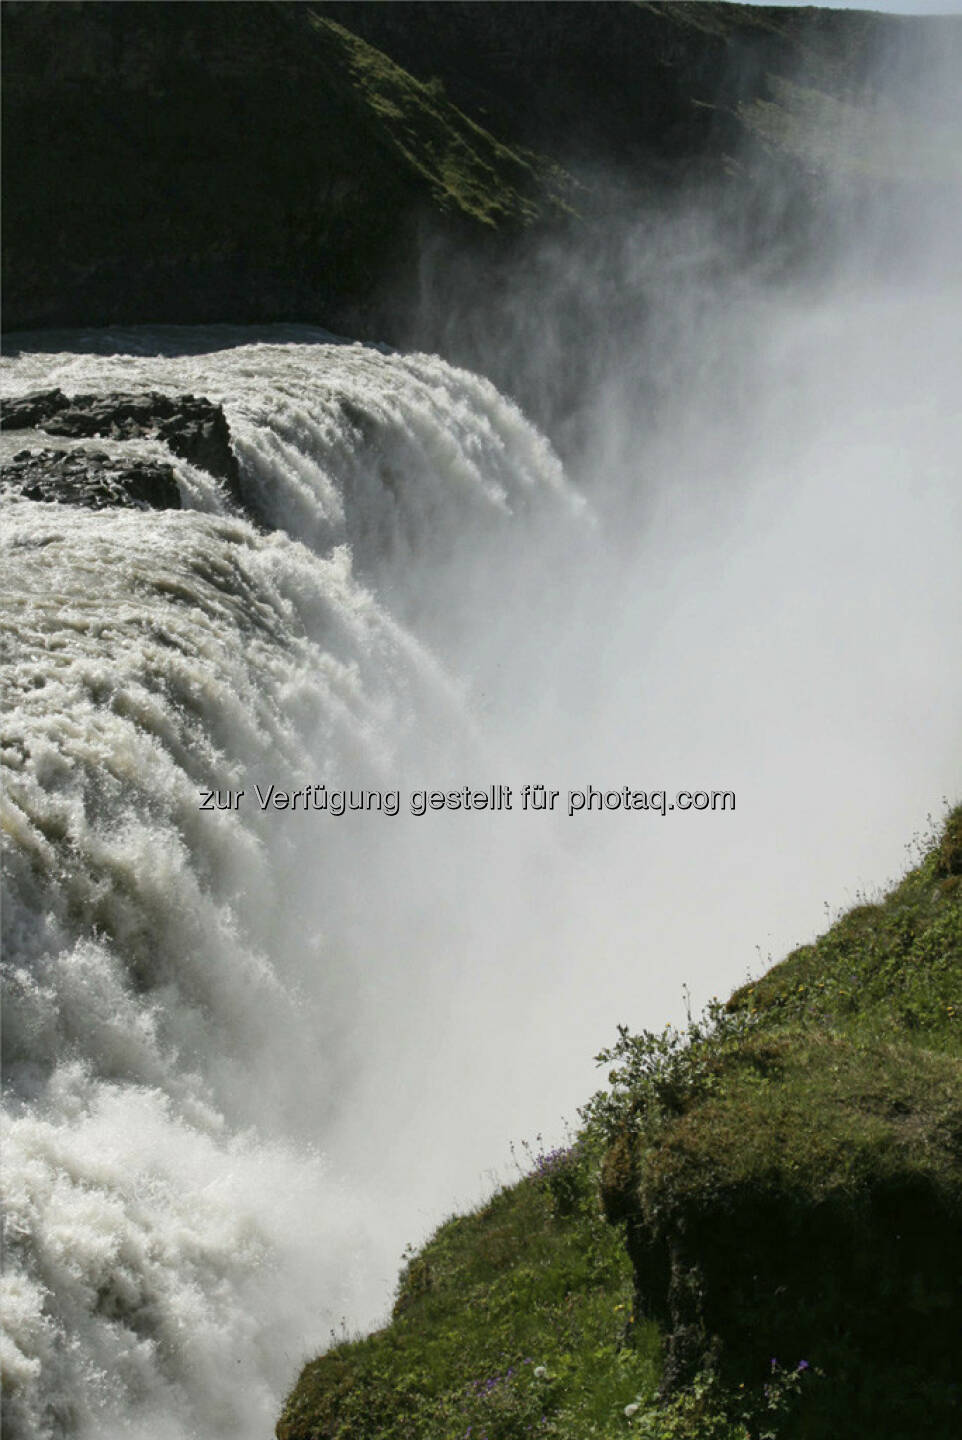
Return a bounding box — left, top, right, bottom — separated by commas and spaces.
0, 389, 72, 430
2, 447, 181, 511
603, 1037, 962, 1398
2, 389, 242, 504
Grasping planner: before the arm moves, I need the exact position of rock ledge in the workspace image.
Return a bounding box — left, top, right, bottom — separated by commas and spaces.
2, 389, 242, 510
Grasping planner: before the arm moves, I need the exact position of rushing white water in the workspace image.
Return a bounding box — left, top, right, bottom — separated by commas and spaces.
0, 340, 584, 1440
1, 336, 581, 653
2, 275, 961, 1440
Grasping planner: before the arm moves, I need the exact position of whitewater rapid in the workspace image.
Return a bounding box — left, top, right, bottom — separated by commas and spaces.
0, 334, 582, 1440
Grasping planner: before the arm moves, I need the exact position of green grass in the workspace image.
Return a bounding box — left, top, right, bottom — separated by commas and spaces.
595, 805, 962, 1436
277, 1133, 662, 1440
307, 15, 574, 230
727, 808, 962, 1046
278, 806, 962, 1439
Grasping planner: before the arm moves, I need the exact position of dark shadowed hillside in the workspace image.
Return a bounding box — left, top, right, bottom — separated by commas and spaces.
4, 1, 959, 337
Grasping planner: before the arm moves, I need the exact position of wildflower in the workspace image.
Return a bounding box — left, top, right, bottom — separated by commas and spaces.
624, 1401, 640, 1418
797, 1359, 810, 1372
533, 1366, 547, 1379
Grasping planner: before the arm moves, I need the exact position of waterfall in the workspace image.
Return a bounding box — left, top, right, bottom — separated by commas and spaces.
0, 334, 581, 1440
2, 280, 961, 1440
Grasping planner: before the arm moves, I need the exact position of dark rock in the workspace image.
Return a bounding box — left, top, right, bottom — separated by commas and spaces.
157, 406, 240, 500
1, 388, 71, 428
2, 388, 242, 503
2, 446, 181, 511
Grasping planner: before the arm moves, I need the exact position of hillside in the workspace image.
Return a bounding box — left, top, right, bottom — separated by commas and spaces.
0, 2, 569, 335
4, 2, 960, 337
278, 807, 962, 1439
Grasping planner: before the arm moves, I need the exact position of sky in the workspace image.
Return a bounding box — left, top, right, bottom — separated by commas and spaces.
742, 1, 962, 13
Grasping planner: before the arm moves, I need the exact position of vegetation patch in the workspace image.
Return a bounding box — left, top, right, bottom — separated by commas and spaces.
307, 15, 573, 230
278, 807, 962, 1438
277, 1135, 662, 1440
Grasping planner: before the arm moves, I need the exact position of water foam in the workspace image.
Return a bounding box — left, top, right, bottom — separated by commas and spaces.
1, 339, 575, 1438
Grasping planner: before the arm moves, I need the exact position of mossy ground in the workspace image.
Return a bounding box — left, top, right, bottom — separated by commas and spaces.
278, 807, 962, 1439
278, 1134, 662, 1440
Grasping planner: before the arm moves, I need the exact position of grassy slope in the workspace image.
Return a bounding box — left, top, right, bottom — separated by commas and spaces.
278, 807, 962, 1439
307, 15, 573, 230
278, 1137, 658, 1440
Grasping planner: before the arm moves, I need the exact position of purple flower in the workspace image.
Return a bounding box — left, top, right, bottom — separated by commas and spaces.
797, 1360, 810, 1372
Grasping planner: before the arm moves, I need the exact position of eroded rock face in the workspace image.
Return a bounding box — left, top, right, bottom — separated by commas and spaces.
2, 446, 181, 511
2, 388, 242, 503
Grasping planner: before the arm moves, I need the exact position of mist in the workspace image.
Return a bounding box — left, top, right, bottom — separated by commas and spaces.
314, 206, 962, 1256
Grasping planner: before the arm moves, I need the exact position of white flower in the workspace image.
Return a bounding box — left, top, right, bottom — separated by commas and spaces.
624, 1402, 640, 1418
533, 1365, 547, 1379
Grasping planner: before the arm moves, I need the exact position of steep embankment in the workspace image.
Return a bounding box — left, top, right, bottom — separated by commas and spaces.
0, 3, 567, 335
5, 2, 959, 336
278, 807, 962, 1440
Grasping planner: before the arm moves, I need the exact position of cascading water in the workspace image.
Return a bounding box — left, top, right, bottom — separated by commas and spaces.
0, 335, 585, 1440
